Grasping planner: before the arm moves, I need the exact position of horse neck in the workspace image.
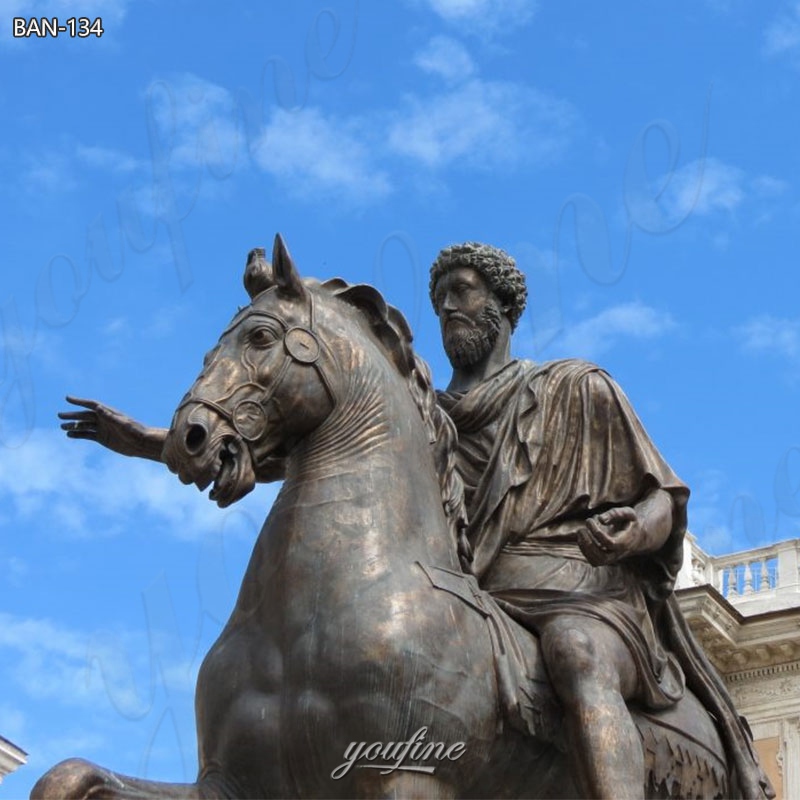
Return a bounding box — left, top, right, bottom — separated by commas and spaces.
278, 334, 459, 569
286, 357, 390, 481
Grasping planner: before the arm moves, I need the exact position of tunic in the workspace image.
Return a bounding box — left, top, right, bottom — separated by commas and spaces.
438, 358, 773, 799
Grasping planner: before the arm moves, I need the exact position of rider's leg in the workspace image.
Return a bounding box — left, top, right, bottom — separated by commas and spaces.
539, 616, 643, 800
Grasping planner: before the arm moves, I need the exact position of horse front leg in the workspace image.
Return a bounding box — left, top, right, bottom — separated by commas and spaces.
30, 758, 235, 800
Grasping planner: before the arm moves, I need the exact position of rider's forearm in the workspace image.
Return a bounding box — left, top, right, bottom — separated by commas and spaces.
133, 426, 170, 462
632, 488, 674, 554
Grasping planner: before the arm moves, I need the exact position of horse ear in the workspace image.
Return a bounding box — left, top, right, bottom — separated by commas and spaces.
272, 234, 305, 298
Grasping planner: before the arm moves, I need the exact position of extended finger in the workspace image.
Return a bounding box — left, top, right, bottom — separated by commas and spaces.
61, 422, 97, 436
65, 395, 99, 410
67, 431, 97, 442
58, 410, 97, 421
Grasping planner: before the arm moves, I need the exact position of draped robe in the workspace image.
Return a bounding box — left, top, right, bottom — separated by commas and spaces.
438, 358, 773, 799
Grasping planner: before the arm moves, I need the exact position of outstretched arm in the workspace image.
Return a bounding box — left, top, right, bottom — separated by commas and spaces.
59, 396, 168, 463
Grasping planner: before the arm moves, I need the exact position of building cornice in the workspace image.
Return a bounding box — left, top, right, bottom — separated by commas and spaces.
676, 585, 800, 677
0, 735, 27, 783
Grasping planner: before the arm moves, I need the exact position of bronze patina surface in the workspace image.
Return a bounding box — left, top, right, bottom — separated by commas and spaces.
36, 236, 772, 799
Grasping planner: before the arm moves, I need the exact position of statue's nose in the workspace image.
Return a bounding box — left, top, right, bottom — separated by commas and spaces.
441, 290, 457, 313
184, 422, 208, 454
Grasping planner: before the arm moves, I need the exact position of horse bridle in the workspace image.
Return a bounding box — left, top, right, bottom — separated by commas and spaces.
175, 292, 338, 443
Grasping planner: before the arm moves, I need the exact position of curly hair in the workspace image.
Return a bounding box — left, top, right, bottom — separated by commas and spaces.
429, 242, 528, 331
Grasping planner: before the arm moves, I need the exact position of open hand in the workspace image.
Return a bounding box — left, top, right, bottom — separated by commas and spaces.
59, 396, 166, 461
577, 507, 641, 566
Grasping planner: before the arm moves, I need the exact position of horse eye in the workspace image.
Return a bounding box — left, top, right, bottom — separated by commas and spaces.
249, 327, 277, 347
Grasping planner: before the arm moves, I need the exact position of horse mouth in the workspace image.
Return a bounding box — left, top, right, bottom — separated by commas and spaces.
208, 438, 255, 508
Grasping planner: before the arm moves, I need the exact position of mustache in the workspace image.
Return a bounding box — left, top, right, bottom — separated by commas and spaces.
444, 312, 474, 327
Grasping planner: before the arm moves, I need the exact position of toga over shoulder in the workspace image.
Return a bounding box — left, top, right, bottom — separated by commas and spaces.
439, 359, 689, 592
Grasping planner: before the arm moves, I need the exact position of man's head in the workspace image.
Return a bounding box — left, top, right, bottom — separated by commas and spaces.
430, 243, 527, 370
429, 242, 527, 331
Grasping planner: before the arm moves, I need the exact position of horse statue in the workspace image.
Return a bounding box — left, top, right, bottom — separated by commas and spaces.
34, 236, 731, 799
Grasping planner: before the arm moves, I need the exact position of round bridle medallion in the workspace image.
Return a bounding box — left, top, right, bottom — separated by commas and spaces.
284, 326, 320, 364
232, 399, 269, 441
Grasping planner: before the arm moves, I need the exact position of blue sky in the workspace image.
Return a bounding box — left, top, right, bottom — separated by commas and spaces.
2, 0, 800, 795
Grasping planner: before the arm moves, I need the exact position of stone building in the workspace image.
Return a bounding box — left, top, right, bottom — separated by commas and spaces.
676, 535, 800, 800
0, 734, 27, 784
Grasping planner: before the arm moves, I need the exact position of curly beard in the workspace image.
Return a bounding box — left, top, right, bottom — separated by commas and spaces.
443, 303, 502, 369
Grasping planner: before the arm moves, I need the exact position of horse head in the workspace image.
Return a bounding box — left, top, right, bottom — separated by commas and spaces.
163, 234, 338, 507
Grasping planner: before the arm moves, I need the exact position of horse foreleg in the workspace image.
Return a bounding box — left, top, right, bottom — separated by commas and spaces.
30, 758, 233, 800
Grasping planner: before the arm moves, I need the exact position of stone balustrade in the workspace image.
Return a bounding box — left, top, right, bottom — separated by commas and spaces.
682, 537, 800, 614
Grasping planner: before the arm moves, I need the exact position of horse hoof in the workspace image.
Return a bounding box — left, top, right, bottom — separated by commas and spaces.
30, 758, 110, 800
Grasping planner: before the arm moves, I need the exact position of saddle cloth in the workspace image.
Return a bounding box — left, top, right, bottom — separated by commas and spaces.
419, 563, 730, 799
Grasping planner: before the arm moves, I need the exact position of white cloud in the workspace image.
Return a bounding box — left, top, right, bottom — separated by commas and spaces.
625, 157, 751, 233
143, 67, 578, 206
387, 79, 577, 170
764, 2, 800, 59
146, 74, 392, 206
553, 302, 676, 360
77, 145, 142, 174
20, 143, 144, 195
661, 158, 745, 218
413, 35, 476, 83
685, 469, 736, 555
17, 142, 145, 196
103, 317, 130, 337
750, 174, 790, 197
0, 612, 150, 715
628, 157, 791, 235
18, 61, 579, 208
0, 608, 208, 761
7, 555, 28, 583
254, 107, 392, 204
737, 315, 800, 360
98, 307, 186, 365
0, 428, 274, 541
421, 0, 537, 31
686, 472, 772, 555
143, 304, 188, 340
22, 151, 77, 193
146, 75, 243, 175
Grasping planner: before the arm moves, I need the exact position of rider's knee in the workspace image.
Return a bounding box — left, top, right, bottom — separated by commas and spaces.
545, 625, 597, 671
542, 624, 618, 695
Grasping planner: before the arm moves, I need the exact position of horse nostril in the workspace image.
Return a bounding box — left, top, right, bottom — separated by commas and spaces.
185, 423, 208, 453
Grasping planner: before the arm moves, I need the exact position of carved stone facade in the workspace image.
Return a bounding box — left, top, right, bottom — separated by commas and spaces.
0, 734, 27, 784
676, 535, 800, 800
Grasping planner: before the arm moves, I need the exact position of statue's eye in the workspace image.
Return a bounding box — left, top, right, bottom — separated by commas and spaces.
249, 326, 278, 347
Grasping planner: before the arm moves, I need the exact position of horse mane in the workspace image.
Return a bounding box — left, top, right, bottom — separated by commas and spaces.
320, 278, 468, 545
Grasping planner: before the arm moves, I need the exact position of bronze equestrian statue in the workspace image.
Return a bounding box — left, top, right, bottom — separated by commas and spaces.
35, 236, 772, 799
